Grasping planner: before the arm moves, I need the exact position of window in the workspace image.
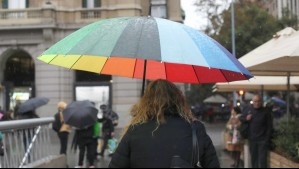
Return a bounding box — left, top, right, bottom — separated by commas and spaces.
82, 0, 101, 8
2, 0, 8, 9
151, 0, 167, 18
2, 0, 28, 9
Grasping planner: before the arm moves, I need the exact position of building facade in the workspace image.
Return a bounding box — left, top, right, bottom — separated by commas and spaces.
0, 0, 182, 127
262, 0, 299, 20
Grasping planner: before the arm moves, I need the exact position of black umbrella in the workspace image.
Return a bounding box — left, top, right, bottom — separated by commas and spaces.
63, 100, 98, 129
17, 97, 49, 114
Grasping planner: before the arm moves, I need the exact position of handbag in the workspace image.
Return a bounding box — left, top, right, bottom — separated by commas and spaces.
170, 123, 201, 168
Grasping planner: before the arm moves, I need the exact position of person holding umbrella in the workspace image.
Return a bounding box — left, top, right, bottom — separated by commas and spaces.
52, 101, 71, 155
65, 100, 98, 168
109, 79, 220, 168
16, 97, 49, 120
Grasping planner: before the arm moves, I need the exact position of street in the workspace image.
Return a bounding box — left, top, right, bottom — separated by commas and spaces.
47, 122, 235, 168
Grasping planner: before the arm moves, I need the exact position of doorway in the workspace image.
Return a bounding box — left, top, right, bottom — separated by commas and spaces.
75, 70, 112, 110
3, 50, 35, 111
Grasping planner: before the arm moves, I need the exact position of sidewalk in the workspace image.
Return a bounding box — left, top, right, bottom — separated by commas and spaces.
50, 122, 236, 168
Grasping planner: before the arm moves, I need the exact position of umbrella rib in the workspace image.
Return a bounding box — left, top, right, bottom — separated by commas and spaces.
132, 58, 138, 78
134, 19, 147, 58
163, 62, 167, 80
70, 55, 83, 70
220, 69, 229, 82
192, 65, 200, 83
99, 56, 110, 74
47, 54, 59, 64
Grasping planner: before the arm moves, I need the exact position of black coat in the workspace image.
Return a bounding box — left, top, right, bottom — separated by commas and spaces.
109, 115, 220, 168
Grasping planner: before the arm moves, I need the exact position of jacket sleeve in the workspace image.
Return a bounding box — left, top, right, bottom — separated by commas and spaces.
266, 110, 273, 142
197, 123, 220, 168
109, 129, 131, 168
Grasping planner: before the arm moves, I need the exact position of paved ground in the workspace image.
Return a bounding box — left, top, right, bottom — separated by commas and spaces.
49, 122, 236, 168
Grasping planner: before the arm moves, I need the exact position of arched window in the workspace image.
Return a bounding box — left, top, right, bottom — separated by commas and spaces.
3, 50, 35, 110
4, 51, 34, 86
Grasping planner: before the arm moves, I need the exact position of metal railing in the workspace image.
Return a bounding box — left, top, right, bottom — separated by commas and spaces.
80, 9, 101, 19
0, 117, 54, 168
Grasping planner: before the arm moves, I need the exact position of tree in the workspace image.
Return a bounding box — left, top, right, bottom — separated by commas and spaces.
186, 84, 213, 105
212, 1, 298, 58
194, 0, 229, 34
213, 1, 281, 58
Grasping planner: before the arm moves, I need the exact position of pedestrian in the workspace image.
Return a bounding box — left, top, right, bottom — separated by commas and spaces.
98, 110, 114, 158
100, 104, 119, 126
74, 125, 98, 168
240, 95, 273, 168
226, 107, 243, 168
0, 106, 4, 115
52, 101, 71, 155
16, 110, 39, 120
109, 79, 220, 168
2, 110, 14, 121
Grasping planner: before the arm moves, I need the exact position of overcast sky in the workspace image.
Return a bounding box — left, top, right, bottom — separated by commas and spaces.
180, 0, 207, 30
181, 0, 231, 31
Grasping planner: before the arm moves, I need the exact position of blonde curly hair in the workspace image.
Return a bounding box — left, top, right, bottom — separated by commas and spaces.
124, 79, 196, 134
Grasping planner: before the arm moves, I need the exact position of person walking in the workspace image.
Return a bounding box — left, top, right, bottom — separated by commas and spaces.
53, 101, 71, 155
98, 110, 114, 158
226, 107, 244, 168
74, 125, 98, 168
240, 95, 273, 168
100, 104, 119, 126
109, 79, 220, 168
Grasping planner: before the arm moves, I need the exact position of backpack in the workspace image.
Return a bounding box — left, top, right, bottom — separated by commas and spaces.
52, 113, 62, 132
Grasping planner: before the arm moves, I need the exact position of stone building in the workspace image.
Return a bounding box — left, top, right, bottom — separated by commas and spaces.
261, 0, 299, 20
0, 0, 182, 127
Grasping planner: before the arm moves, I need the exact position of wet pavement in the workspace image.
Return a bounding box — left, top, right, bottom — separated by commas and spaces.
48, 122, 235, 168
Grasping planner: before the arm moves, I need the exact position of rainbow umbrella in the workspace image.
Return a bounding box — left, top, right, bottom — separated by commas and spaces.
38, 16, 253, 93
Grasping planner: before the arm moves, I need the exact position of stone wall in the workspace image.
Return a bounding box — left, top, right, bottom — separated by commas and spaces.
270, 151, 299, 168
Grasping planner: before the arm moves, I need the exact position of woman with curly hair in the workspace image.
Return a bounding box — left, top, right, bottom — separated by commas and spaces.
109, 79, 219, 168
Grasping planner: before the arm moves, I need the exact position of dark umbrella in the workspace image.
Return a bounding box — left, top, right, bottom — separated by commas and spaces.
17, 97, 49, 114
271, 97, 286, 107
63, 100, 98, 129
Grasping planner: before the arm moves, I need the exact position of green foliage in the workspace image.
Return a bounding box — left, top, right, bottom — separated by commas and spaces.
194, 0, 230, 35
213, 2, 280, 58
273, 117, 299, 162
185, 84, 213, 105
277, 8, 298, 29
208, 1, 298, 58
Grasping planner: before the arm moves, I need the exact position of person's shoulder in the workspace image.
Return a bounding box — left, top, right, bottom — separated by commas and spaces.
193, 120, 205, 129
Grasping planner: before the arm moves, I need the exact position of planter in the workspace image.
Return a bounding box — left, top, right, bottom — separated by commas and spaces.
270, 151, 299, 168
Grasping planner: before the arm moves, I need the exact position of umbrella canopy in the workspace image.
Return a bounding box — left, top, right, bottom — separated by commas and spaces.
239, 27, 299, 120
204, 95, 227, 104
271, 97, 286, 107
38, 16, 252, 87
239, 27, 299, 76
17, 97, 49, 114
214, 76, 299, 92
63, 100, 98, 129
